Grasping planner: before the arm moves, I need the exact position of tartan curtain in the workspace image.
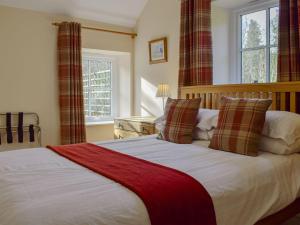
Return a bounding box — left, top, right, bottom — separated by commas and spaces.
278, 0, 300, 82
278, 0, 300, 113
178, 0, 213, 97
58, 22, 86, 144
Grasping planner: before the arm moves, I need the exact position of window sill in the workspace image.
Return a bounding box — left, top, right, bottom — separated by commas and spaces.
85, 121, 114, 126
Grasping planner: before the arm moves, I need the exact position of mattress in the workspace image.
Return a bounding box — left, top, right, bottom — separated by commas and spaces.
0, 135, 299, 225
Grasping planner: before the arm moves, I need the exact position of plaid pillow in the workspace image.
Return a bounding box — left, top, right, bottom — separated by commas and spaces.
158, 98, 201, 144
209, 97, 272, 156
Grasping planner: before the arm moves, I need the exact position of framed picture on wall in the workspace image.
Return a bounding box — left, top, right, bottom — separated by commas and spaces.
148, 37, 168, 64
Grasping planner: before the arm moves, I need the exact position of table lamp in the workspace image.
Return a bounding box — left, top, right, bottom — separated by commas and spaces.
156, 84, 171, 111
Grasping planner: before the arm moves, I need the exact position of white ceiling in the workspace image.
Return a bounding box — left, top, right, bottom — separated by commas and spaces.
213, 0, 257, 9
0, 0, 149, 27
0, 0, 264, 27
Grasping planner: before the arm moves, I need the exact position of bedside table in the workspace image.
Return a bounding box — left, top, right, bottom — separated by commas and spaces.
114, 116, 157, 139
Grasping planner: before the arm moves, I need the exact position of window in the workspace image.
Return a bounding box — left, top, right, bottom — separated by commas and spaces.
239, 5, 279, 83
82, 53, 117, 124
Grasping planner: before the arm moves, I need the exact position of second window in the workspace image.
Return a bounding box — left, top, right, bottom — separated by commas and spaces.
240, 5, 279, 83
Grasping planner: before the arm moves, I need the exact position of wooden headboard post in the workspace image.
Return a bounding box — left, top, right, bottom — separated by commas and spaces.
180, 82, 300, 113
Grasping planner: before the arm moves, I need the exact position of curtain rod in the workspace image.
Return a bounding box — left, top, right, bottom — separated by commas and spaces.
52, 22, 137, 38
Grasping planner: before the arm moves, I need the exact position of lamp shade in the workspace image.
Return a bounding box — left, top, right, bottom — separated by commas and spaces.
156, 84, 171, 98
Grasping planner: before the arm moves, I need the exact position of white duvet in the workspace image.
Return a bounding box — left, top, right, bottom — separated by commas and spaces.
0, 135, 300, 225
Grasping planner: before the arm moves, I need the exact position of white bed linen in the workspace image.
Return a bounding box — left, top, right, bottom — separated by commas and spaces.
0, 135, 300, 225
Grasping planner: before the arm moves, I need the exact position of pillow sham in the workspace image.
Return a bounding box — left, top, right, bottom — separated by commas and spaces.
157, 98, 201, 144
209, 97, 272, 156
262, 111, 300, 145
259, 135, 300, 155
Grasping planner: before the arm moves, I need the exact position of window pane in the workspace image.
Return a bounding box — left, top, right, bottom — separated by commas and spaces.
82, 56, 113, 122
270, 7, 279, 46
242, 49, 266, 83
82, 59, 89, 75
270, 47, 278, 82
82, 59, 89, 89
242, 10, 266, 49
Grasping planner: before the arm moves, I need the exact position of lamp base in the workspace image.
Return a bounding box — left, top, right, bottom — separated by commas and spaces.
162, 97, 166, 111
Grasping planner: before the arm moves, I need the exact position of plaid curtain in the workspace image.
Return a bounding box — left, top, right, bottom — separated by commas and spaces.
278, 0, 300, 82
178, 0, 212, 97
278, 0, 300, 113
58, 22, 86, 144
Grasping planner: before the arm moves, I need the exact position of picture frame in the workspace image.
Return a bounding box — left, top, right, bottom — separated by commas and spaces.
148, 37, 168, 64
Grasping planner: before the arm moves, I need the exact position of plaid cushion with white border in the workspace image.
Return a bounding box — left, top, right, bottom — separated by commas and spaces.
209, 97, 272, 156
158, 98, 201, 144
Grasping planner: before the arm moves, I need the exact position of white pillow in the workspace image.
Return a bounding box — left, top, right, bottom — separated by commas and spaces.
193, 128, 214, 140
259, 135, 300, 155
191, 109, 300, 154
156, 109, 219, 132
262, 111, 300, 145
197, 110, 300, 145
154, 116, 165, 131
196, 109, 219, 131
155, 114, 216, 141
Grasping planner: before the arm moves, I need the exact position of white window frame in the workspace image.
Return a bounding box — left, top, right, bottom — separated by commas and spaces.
233, 0, 279, 83
82, 50, 119, 125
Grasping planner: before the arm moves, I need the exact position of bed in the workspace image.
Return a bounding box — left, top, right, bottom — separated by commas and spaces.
180, 81, 300, 225
1, 82, 300, 225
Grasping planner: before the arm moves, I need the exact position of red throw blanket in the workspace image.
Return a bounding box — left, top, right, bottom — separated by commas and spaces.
47, 143, 216, 225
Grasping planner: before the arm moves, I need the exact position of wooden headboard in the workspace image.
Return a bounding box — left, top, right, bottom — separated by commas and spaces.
180, 82, 300, 113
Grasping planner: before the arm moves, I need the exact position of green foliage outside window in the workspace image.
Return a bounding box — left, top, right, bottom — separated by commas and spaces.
241, 7, 279, 83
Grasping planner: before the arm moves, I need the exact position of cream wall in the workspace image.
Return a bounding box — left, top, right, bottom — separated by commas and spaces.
85, 123, 115, 142
0, 2, 231, 144
0, 5, 134, 145
134, 0, 181, 117
211, 5, 231, 85
134, 0, 230, 116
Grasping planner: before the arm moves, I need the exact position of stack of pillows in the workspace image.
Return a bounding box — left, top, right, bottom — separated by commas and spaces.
157, 97, 300, 156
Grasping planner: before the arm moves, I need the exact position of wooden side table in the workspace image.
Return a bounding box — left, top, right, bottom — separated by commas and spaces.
114, 116, 157, 139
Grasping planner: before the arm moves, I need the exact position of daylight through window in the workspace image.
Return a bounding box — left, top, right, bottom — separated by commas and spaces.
240, 6, 279, 83
82, 55, 114, 123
